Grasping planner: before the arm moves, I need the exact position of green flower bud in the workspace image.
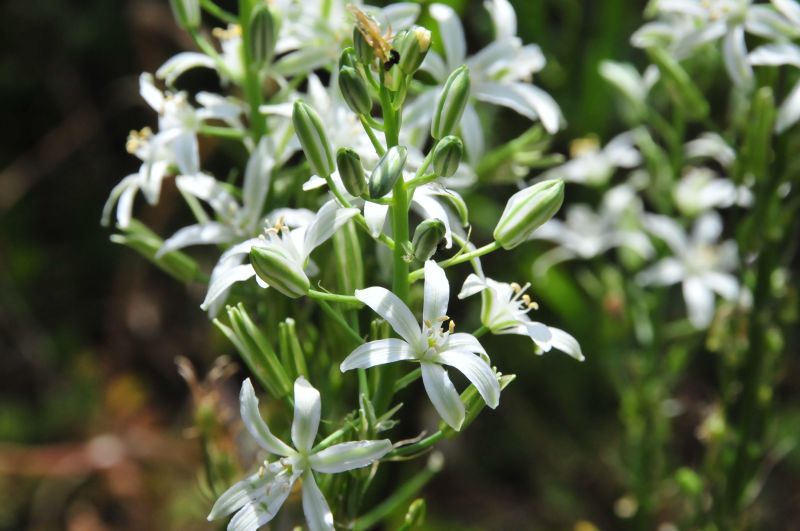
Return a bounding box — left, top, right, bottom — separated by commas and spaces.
292, 100, 334, 177
431, 65, 471, 140
338, 66, 372, 115
403, 498, 428, 529
411, 219, 447, 262
248, 5, 278, 68
368, 145, 408, 198
432, 135, 463, 177
339, 47, 358, 71
493, 179, 565, 250
250, 246, 311, 298
393, 26, 432, 75
353, 26, 374, 65
336, 148, 367, 196
169, 0, 200, 30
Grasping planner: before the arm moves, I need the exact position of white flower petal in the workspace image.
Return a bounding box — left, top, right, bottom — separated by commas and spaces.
722, 26, 753, 89
339, 339, 416, 371
240, 379, 294, 456
683, 276, 716, 329
302, 472, 334, 531
776, 79, 800, 133
363, 201, 389, 238
156, 52, 217, 85
292, 377, 321, 452
423, 260, 450, 323
692, 211, 723, 244
207, 471, 270, 520
380, 3, 420, 30
484, 0, 517, 40
102, 174, 139, 228
703, 271, 739, 301
445, 333, 487, 355
309, 440, 392, 473
200, 264, 257, 312
749, 42, 800, 67
643, 214, 688, 254
457, 273, 488, 299
355, 287, 421, 346
429, 3, 467, 69
157, 222, 237, 257
436, 350, 500, 408
303, 200, 359, 256
176, 173, 238, 215
460, 103, 485, 166
139, 73, 163, 111
421, 362, 465, 430
473, 82, 563, 133
241, 138, 274, 227
547, 327, 585, 361
773, 0, 800, 25
637, 258, 686, 287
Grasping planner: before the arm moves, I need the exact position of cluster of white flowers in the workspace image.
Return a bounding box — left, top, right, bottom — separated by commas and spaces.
104, 1, 584, 529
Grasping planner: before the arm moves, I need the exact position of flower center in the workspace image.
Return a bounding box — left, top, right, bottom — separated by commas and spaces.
422, 316, 454, 357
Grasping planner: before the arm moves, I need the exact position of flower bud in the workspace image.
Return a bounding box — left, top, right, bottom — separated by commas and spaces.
336, 148, 367, 196
393, 26, 431, 75
368, 145, 408, 198
292, 100, 334, 177
353, 27, 374, 65
404, 498, 428, 529
431, 65, 471, 140
248, 5, 278, 68
338, 66, 372, 115
412, 219, 447, 262
169, 0, 200, 30
339, 47, 358, 71
250, 246, 310, 298
432, 135, 463, 177
493, 179, 565, 250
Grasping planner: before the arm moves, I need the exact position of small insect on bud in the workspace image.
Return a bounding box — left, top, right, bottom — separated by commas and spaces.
169, 0, 201, 30
493, 179, 565, 249
292, 100, 334, 177
338, 66, 372, 115
368, 145, 408, 198
248, 5, 279, 68
431, 65, 471, 140
432, 135, 463, 177
336, 148, 367, 196
352, 26, 374, 65
393, 26, 432, 75
250, 246, 311, 299
412, 219, 447, 262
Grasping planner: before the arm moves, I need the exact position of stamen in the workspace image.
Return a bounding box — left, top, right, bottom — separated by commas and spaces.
448, 320, 455, 334
510, 282, 521, 293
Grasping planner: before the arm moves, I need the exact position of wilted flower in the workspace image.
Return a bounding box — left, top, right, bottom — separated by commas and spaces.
208, 378, 391, 531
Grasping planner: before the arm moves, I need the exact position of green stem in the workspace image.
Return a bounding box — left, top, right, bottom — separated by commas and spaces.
239, 4, 267, 140
323, 174, 395, 250
409, 241, 502, 282
316, 299, 364, 345
472, 325, 489, 338
360, 116, 386, 156
352, 457, 441, 531
199, 125, 247, 140
393, 368, 421, 394
308, 289, 360, 305
388, 432, 445, 458
199, 0, 237, 24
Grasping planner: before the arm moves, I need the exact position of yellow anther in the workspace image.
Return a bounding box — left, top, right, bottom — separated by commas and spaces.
529, 301, 539, 310
212, 24, 242, 40
569, 136, 600, 158
448, 320, 455, 333
510, 282, 521, 293
522, 294, 531, 305
125, 127, 152, 154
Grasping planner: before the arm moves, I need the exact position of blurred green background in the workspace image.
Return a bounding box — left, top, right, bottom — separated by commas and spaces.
2, 0, 798, 530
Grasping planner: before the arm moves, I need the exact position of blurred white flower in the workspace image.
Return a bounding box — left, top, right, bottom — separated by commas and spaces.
404, 0, 563, 164
102, 74, 245, 228
638, 211, 739, 328
632, 0, 800, 89
457, 274, 584, 361
531, 184, 654, 272
340, 261, 500, 430
748, 41, 800, 131
208, 378, 391, 531
537, 132, 641, 186
674, 168, 753, 215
